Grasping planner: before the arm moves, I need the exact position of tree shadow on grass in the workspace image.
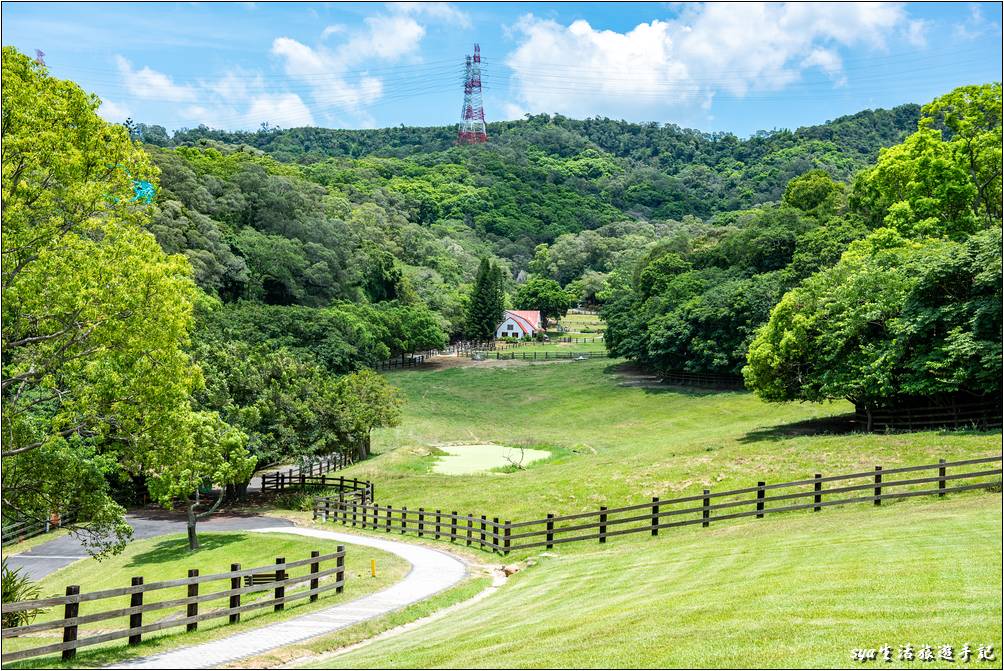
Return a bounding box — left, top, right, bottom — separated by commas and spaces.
126, 533, 247, 568
601, 362, 748, 397
738, 414, 859, 443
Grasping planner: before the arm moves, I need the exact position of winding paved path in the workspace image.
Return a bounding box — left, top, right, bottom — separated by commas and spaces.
5, 512, 293, 580
110, 527, 468, 669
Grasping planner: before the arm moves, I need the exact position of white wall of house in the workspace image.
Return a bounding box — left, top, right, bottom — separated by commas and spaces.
495, 317, 532, 339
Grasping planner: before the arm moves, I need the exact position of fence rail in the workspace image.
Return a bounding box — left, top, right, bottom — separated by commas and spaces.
854, 399, 1002, 431
661, 370, 746, 389
313, 455, 1001, 555
375, 354, 428, 371
1, 547, 346, 663
2, 512, 75, 547
482, 351, 610, 361
259, 454, 354, 493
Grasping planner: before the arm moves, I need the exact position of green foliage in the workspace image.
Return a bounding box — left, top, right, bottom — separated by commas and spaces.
744, 227, 1002, 406
1, 559, 42, 627
1, 47, 252, 555
513, 278, 573, 326
465, 258, 506, 340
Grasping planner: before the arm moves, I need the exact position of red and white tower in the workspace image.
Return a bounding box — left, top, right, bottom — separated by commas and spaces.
457, 44, 488, 144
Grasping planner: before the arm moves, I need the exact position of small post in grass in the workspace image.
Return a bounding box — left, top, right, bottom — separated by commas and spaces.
546, 513, 555, 549
451, 511, 458, 542
187, 569, 199, 632
651, 497, 660, 536
129, 577, 143, 645
467, 513, 473, 546
493, 517, 500, 553
504, 521, 511, 555
756, 482, 765, 519
310, 550, 320, 603
274, 557, 286, 612
401, 506, 408, 534
435, 509, 441, 540
702, 490, 710, 527
813, 474, 822, 512
418, 508, 425, 537
938, 459, 947, 497
874, 466, 882, 506
386, 505, 392, 532
62, 585, 80, 661
599, 506, 608, 544
336, 546, 345, 593
229, 563, 241, 624
480, 515, 487, 549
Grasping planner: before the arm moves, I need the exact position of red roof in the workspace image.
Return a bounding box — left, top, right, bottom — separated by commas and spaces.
502, 310, 542, 335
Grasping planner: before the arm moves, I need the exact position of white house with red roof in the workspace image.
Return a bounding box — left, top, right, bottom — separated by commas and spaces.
495, 310, 542, 339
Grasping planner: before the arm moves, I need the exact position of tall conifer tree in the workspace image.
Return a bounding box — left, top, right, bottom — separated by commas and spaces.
465, 258, 505, 340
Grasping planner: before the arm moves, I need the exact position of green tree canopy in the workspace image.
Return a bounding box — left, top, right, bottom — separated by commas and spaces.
513, 278, 573, 327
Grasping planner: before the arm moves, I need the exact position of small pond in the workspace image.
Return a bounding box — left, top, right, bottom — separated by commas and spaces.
432, 444, 550, 475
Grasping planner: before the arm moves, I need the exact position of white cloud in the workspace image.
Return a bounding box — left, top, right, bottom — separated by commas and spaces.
905, 19, 929, 47
388, 2, 471, 28
244, 92, 315, 127
98, 98, 131, 123
504, 3, 914, 119
271, 13, 425, 114
953, 4, 999, 41
321, 24, 348, 39
115, 55, 196, 102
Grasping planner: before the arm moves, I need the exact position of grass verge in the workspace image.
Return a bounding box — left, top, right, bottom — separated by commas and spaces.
5, 532, 408, 668
321, 496, 1002, 669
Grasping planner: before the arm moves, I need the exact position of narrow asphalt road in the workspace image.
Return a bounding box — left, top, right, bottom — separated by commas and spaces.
4, 511, 293, 580
111, 526, 469, 669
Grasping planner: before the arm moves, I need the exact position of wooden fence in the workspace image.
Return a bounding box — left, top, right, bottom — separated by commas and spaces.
1, 548, 346, 663
263, 470, 374, 501
313, 456, 1001, 555
2, 512, 74, 548
484, 351, 610, 361
259, 454, 354, 493
661, 370, 746, 390
854, 399, 1002, 431
375, 354, 428, 371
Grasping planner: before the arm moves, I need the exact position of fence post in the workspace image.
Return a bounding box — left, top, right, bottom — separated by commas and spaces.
651, 497, 659, 536
702, 490, 710, 527
325, 497, 331, 522
599, 507, 607, 543
336, 546, 345, 593
62, 585, 80, 661
129, 577, 143, 645
418, 508, 425, 537
386, 505, 392, 532
229, 563, 241, 624
435, 509, 441, 540
187, 569, 199, 632
310, 550, 320, 603
546, 513, 554, 549
338, 491, 345, 524
401, 506, 408, 534
756, 482, 765, 519
274, 557, 286, 612
480, 515, 487, 549
504, 521, 511, 555
874, 466, 882, 506
938, 459, 947, 497
352, 502, 358, 527
467, 514, 473, 546
450, 511, 458, 543
813, 474, 822, 511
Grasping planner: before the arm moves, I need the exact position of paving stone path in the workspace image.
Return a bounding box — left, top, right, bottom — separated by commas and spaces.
110, 526, 469, 669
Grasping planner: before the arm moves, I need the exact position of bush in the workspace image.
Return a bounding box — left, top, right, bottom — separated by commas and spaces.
1, 559, 44, 627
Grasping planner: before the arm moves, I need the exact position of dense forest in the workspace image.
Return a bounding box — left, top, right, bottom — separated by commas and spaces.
2, 43, 999, 554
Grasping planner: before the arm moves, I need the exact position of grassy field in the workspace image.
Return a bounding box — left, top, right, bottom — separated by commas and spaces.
6, 532, 408, 668
342, 359, 999, 541
319, 496, 1002, 668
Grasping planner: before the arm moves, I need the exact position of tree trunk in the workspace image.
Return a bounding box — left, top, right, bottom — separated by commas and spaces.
186, 503, 200, 551
356, 433, 371, 462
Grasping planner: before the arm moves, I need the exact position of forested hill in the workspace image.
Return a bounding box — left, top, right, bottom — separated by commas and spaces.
134, 103, 922, 338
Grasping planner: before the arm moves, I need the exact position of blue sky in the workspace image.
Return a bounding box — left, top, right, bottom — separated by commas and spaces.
3, 2, 1001, 136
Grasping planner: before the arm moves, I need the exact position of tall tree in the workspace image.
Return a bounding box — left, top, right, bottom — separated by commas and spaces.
514, 278, 573, 327
465, 258, 505, 340
1, 47, 253, 555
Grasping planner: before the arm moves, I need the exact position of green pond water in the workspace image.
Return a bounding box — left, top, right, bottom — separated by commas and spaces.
432, 444, 551, 475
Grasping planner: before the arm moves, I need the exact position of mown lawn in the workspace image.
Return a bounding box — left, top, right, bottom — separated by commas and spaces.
340, 359, 999, 540
5, 532, 408, 668
319, 496, 1002, 669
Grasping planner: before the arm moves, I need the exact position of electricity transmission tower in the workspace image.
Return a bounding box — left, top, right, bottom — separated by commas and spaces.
457, 44, 488, 144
